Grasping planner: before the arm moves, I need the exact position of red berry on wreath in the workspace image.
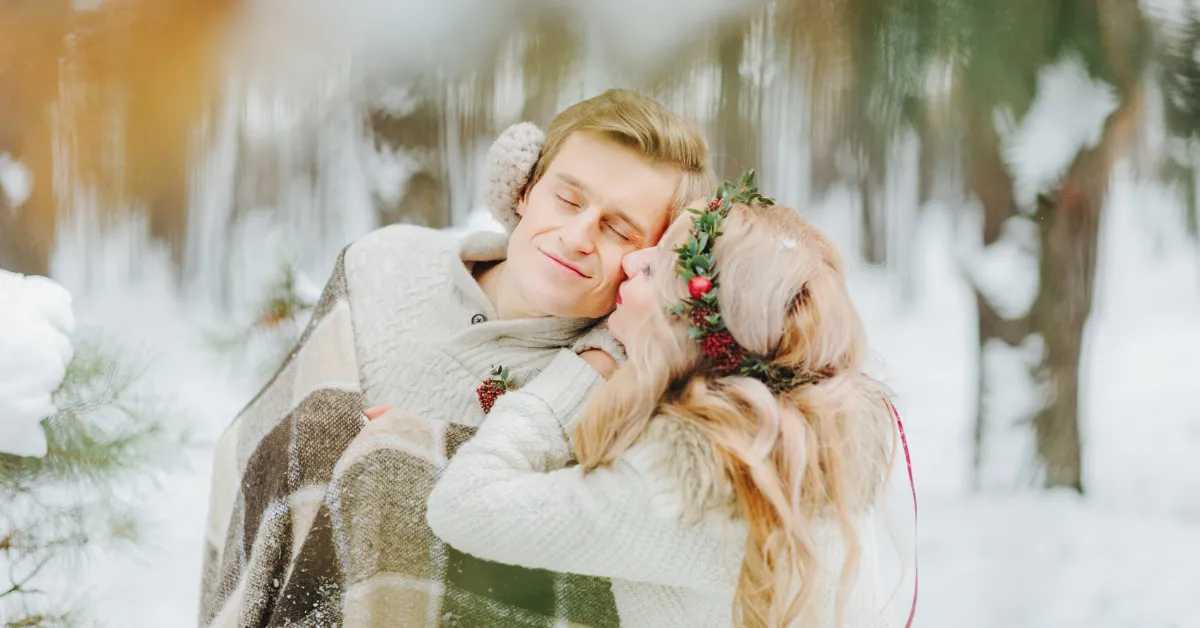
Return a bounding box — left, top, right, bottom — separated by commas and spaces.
688, 276, 713, 299
689, 304, 716, 327
701, 330, 744, 370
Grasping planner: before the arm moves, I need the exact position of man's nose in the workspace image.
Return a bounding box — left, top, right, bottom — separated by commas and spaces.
560, 213, 597, 255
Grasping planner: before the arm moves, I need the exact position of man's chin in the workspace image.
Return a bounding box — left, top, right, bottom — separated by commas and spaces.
518, 293, 578, 319
553, 304, 610, 320
519, 283, 609, 319
547, 302, 614, 320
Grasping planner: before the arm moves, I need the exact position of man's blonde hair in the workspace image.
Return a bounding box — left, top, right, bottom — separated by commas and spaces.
526, 89, 715, 219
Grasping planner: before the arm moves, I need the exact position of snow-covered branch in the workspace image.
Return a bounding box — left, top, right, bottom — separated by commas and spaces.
0, 271, 75, 458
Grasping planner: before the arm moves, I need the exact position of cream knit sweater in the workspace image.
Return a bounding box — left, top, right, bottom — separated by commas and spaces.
200, 223, 627, 627
344, 223, 619, 428
427, 369, 895, 628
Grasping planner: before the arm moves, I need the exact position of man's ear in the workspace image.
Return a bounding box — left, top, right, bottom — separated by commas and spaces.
516, 186, 529, 217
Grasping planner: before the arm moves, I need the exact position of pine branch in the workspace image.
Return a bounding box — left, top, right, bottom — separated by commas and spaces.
3, 604, 77, 628
0, 340, 191, 624
1, 348, 193, 489
3, 555, 53, 600
203, 261, 319, 381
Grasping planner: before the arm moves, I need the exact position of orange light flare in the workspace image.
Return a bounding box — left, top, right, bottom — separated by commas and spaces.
0, 0, 240, 265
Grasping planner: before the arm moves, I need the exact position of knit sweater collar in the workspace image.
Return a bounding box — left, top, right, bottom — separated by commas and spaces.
443, 231, 596, 363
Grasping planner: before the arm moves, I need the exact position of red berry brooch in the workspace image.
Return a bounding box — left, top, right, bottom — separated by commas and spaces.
476, 364, 516, 414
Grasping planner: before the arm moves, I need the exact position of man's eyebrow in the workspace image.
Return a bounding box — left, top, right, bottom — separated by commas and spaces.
555, 172, 589, 194
554, 172, 650, 241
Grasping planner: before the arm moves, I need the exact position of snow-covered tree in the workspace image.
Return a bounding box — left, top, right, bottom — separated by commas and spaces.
0, 270, 192, 626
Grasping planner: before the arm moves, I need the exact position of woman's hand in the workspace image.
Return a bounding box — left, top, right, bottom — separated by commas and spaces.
578, 349, 618, 379
364, 404, 393, 420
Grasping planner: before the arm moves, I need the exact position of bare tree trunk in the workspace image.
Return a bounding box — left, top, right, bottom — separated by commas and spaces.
1186, 173, 1199, 238
368, 87, 451, 229
519, 11, 576, 125
966, 0, 1147, 492
1029, 88, 1141, 491
0, 143, 55, 277
0, 197, 51, 276
916, 113, 937, 207
1026, 188, 1095, 491
964, 108, 1020, 489
715, 31, 759, 183
967, 114, 1018, 246
858, 160, 887, 265
970, 87, 1142, 492
147, 179, 190, 275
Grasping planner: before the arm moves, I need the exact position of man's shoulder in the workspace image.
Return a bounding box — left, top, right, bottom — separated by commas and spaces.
348, 223, 456, 258
344, 224, 459, 277
339, 224, 470, 323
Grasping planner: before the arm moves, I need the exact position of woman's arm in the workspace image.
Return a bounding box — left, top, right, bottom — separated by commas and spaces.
426, 364, 739, 592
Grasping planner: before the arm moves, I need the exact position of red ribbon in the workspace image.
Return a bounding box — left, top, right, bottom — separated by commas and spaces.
886, 398, 919, 628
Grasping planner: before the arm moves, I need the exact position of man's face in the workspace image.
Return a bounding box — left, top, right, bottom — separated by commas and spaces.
507, 131, 679, 319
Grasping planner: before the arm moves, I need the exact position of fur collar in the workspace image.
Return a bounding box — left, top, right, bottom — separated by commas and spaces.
642, 415, 737, 522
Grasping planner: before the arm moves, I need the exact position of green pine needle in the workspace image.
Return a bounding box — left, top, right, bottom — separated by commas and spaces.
1, 341, 193, 625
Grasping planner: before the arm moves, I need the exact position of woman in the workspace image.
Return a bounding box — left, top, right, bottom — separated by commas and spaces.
423, 173, 903, 628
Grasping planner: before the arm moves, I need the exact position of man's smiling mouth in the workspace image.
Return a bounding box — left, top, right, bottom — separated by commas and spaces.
540, 250, 589, 278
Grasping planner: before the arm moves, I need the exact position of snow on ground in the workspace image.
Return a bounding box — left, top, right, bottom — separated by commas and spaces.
19, 182, 1200, 626
854, 197, 1200, 628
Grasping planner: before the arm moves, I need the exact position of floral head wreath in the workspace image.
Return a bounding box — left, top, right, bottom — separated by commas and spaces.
667, 170, 832, 394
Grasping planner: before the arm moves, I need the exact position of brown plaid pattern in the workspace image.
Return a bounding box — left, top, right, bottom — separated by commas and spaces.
199, 249, 619, 627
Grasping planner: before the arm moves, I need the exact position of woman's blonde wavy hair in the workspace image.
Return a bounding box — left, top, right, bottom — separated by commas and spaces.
574, 202, 896, 628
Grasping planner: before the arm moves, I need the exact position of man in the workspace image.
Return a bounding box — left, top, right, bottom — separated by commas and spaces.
198, 89, 715, 627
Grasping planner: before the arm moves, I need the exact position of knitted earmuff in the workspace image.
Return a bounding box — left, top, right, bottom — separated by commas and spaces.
484, 122, 545, 233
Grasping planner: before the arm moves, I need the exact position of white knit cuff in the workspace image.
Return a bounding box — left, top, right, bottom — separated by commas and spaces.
570, 323, 627, 365
484, 122, 545, 233
520, 349, 606, 439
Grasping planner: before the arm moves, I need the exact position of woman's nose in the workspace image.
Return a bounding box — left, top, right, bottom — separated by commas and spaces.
622, 247, 652, 278
621, 250, 643, 278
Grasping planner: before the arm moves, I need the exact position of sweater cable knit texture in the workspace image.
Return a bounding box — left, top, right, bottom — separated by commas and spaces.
199, 224, 623, 627
427, 372, 897, 628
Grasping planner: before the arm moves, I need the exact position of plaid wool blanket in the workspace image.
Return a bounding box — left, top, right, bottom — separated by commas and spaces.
198, 250, 620, 627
